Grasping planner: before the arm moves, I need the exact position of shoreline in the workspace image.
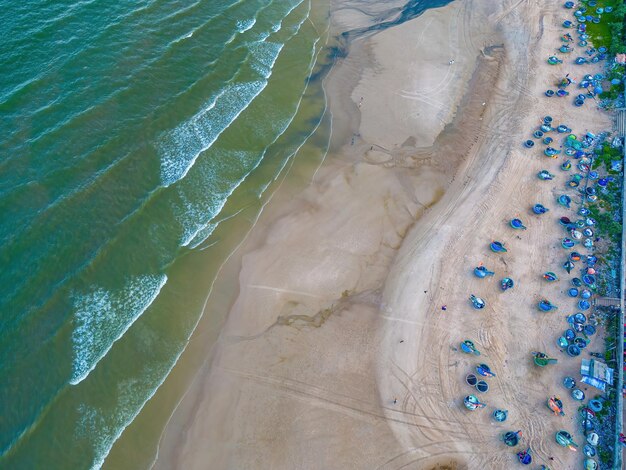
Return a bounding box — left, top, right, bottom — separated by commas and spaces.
151, 1, 500, 468
150, 0, 614, 469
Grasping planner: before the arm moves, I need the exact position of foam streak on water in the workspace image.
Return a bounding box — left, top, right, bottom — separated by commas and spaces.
70, 275, 168, 385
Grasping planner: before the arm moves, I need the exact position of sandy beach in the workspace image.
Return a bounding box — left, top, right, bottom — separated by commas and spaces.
152, 0, 613, 469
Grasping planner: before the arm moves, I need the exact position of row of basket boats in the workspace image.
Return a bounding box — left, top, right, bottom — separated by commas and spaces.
455, 4, 608, 465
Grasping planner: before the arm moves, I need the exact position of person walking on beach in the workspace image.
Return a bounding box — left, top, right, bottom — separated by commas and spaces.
449, 59, 455, 65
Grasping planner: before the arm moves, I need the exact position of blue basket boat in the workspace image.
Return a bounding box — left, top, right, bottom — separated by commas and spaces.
470, 294, 486, 309
537, 170, 554, 180
543, 272, 558, 282
493, 409, 508, 422
474, 265, 495, 278
510, 218, 526, 230
532, 204, 549, 214
490, 241, 507, 253
503, 430, 522, 447
517, 448, 532, 465
460, 340, 481, 355
538, 299, 557, 311
500, 277, 514, 291
558, 194, 571, 207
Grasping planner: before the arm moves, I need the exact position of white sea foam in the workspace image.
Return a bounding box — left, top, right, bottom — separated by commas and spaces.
159, 80, 270, 188
70, 275, 167, 385
78, 361, 178, 470
236, 18, 256, 33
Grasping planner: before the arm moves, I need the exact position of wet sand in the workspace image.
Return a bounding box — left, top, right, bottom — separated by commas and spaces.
153, 0, 612, 468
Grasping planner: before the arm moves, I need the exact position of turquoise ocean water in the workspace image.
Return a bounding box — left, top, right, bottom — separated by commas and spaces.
0, 0, 452, 467
0, 0, 330, 467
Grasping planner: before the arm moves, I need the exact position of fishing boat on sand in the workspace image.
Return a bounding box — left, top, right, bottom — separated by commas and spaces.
503, 430, 522, 446
537, 170, 555, 180
493, 409, 508, 422
460, 340, 481, 355
547, 396, 565, 415
556, 430, 578, 450
533, 203, 549, 214
474, 265, 495, 278
510, 218, 527, 230
470, 294, 486, 309
543, 271, 558, 282
533, 352, 558, 367
464, 394, 486, 410
500, 277, 514, 291
517, 448, 532, 465
564, 260, 574, 273
538, 299, 557, 311
490, 241, 507, 253
476, 363, 496, 377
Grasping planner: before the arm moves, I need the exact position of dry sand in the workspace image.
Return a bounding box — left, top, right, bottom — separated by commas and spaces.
153, 0, 613, 468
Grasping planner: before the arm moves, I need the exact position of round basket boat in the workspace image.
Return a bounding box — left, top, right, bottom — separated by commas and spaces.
476, 380, 489, 393
583, 444, 596, 457
503, 430, 521, 447
510, 218, 526, 230
466, 374, 477, 386
584, 324, 596, 335
574, 337, 587, 349
568, 288, 579, 297
563, 377, 576, 389
500, 277, 514, 291
490, 241, 507, 253
464, 394, 485, 411
574, 312, 586, 324
493, 409, 508, 422
589, 399, 603, 412
567, 344, 581, 357
572, 388, 585, 400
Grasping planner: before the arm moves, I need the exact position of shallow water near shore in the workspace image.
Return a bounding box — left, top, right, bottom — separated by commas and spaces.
1, 0, 453, 468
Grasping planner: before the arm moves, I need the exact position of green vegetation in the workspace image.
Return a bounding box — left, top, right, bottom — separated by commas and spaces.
583, 0, 626, 54
592, 143, 622, 171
